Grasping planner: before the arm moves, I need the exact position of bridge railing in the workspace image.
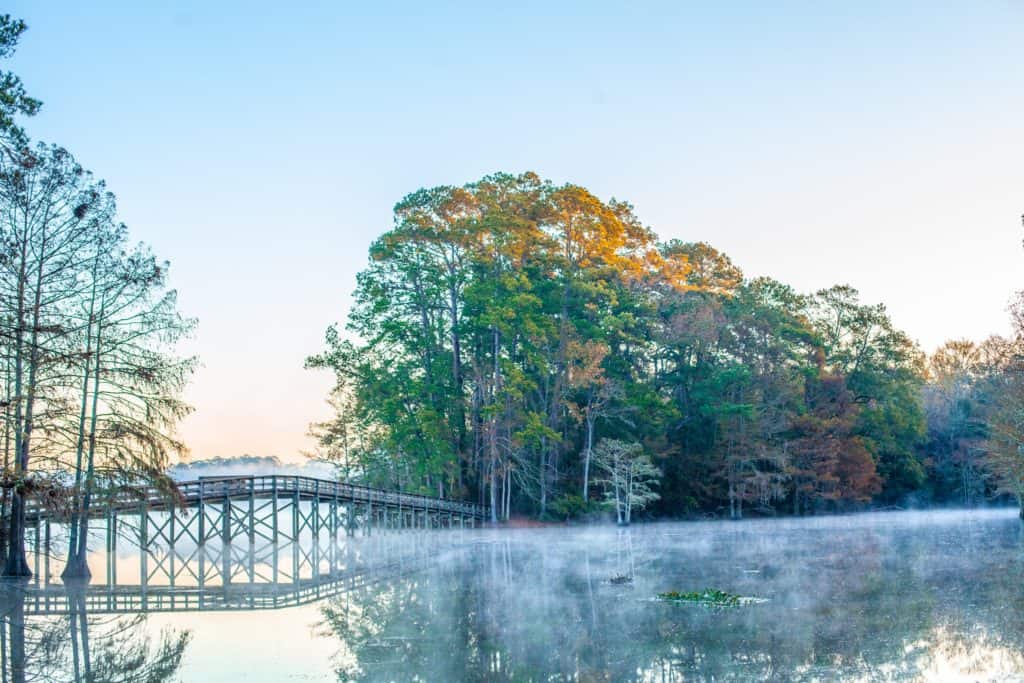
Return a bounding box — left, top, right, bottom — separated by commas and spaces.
184, 475, 485, 517
26, 474, 488, 520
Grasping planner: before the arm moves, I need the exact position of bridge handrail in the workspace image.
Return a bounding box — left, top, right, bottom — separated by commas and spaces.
25, 473, 488, 520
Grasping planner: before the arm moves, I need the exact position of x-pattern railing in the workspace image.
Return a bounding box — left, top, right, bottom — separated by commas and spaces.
26, 474, 488, 521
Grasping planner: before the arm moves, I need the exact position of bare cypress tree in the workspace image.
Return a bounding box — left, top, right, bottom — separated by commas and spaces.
0, 144, 194, 578
62, 236, 195, 578
591, 439, 661, 526
0, 145, 100, 576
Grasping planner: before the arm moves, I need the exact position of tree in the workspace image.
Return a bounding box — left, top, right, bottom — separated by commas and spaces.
0, 145, 101, 576
0, 15, 41, 149
808, 285, 925, 503
984, 370, 1024, 516
592, 439, 661, 525
62, 236, 195, 578
790, 372, 881, 514
567, 339, 616, 503
0, 144, 194, 577
308, 172, 941, 521
985, 294, 1024, 516
923, 340, 990, 504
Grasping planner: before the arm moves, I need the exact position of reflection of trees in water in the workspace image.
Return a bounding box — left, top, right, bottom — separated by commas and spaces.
321, 524, 1024, 682
0, 583, 190, 682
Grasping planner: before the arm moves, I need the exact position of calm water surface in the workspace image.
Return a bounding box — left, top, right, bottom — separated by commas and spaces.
5, 508, 1024, 681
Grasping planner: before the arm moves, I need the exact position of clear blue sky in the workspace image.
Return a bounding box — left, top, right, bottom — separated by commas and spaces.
7, 1, 1023, 460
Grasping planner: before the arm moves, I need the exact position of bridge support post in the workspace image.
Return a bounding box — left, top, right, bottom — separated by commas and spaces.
271, 477, 279, 583
312, 482, 321, 574
248, 480, 256, 549
221, 495, 232, 586
106, 507, 117, 586
197, 487, 205, 544
169, 513, 176, 587
366, 497, 373, 537
330, 493, 338, 540
42, 518, 51, 585
329, 497, 338, 571
139, 501, 149, 598
247, 480, 255, 583
221, 495, 231, 545
292, 485, 300, 583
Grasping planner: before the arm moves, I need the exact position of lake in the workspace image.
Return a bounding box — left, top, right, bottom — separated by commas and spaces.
3, 508, 1023, 681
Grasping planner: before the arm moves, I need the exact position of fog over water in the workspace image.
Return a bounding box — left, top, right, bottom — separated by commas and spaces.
4, 508, 1024, 681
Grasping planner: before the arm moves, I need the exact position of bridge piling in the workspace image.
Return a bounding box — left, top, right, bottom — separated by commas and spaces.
169, 513, 176, 587
312, 482, 321, 574
139, 501, 149, 597
270, 477, 279, 583
290, 484, 298, 582
248, 480, 255, 550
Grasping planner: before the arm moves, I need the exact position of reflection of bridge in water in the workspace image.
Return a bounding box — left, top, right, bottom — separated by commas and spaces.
17, 474, 489, 614
16, 533, 464, 615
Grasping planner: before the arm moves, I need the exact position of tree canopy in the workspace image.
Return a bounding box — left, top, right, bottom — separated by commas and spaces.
306, 172, 1005, 520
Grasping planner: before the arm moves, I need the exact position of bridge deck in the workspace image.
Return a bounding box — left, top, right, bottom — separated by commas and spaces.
28, 474, 488, 521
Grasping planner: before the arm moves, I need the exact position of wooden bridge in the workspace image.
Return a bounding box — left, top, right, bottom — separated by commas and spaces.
30, 474, 488, 525
19, 474, 489, 592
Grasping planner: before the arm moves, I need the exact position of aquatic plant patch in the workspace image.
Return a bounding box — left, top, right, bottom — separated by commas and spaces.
656, 589, 744, 607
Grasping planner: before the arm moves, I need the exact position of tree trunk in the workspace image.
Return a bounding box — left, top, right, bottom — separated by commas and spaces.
5, 246, 45, 578
613, 457, 623, 525
449, 282, 468, 492
3, 493, 29, 576
4, 242, 29, 578
489, 459, 498, 524
64, 257, 99, 579
504, 467, 511, 520
538, 431, 548, 517
582, 414, 594, 502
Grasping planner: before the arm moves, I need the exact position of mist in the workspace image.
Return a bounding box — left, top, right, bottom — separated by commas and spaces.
9, 508, 1023, 681
167, 455, 337, 481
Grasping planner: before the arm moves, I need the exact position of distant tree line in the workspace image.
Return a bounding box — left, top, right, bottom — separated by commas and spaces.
167, 455, 335, 480
308, 172, 1024, 521
0, 15, 195, 577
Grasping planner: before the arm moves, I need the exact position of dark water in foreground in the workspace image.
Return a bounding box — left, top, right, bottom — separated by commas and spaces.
3, 508, 1023, 681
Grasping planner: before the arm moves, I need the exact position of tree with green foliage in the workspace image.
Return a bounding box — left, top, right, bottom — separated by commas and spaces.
0, 15, 41, 149
984, 294, 1024, 516
308, 172, 964, 521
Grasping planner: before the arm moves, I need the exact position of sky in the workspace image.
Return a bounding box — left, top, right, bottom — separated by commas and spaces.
6, 2, 1022, 462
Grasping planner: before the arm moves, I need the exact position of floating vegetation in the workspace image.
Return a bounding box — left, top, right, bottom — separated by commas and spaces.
657, 589, 744, 607
609, 574, 633, 585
